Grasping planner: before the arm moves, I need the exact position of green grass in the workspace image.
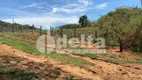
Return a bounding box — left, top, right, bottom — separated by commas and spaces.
136, 58, 142, 64
35, 29, 47, 33
48, 51, 95, 68
7, 33, 21, 38
84, 53, 138, 64
0, 64, 37, 80
0, 36, 94, 68
0, 33, 20, 38
84, 53, 108, 59
63, 76, 76, 80
0, 36, 41, 54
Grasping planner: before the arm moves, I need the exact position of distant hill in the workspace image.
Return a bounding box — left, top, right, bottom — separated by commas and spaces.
0, 20, 36, 32
57, 24, 79, 29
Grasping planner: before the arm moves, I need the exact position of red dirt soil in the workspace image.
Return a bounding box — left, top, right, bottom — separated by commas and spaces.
0, 42, 142, 80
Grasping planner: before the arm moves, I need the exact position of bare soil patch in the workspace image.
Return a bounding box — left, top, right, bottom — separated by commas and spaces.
0, 43, 102, 80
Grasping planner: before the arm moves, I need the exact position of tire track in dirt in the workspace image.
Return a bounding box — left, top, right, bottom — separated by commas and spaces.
0, 43, 102, 80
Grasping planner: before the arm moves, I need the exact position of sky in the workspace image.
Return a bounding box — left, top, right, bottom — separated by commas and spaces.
0, 0, 141, 29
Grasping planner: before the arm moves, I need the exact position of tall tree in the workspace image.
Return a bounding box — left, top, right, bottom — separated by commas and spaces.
79, 15, 88, 27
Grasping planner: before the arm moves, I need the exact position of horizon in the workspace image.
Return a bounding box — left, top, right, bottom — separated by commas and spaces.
0, 0, 141, 29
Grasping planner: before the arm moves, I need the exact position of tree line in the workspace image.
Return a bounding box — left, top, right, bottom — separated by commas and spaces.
57, 6, 142, 52
0, 20, 36, 33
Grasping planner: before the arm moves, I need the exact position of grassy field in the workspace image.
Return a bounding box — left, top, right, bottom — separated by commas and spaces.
0, 33, 142, 65
0, 34, 142, 65
48, 51, 94, 68
0, 36, 94, 68
0, 36, 40, 54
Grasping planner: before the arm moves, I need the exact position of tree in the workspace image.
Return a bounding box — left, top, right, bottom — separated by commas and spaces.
96, 7, 141, 52
79, 15, 88, 27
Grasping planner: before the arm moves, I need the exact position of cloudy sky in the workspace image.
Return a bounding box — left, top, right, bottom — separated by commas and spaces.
0, 0, 141, 29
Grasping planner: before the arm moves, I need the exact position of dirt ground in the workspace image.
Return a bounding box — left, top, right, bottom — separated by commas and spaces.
0, 42, 142, 80
0, 43, 101, 80
70, 54, 142, 80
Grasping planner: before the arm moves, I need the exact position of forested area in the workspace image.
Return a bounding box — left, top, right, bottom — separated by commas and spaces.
56, 7, 142, 52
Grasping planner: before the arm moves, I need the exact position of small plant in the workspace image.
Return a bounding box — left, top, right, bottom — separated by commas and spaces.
0, 64, 37, 80
136, 58, 142, 64
63, 76, 75, 80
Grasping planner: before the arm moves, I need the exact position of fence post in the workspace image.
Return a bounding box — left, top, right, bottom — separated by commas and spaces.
21, 25, 23, 33
45, 31, 47, 54
32, 25, 34, 34
60, 26, 63, 38
50, 26, 52, 36
13, 25, 15, 33
74, 26, 77, 38
17, 26, 18, 33
0, 25, 2, 32
40, 26, 42, 36
95, 30, 98, 39
140, 35, 142, 52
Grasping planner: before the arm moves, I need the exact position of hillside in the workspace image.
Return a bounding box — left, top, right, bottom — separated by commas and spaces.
55, 7, 142, 52
0, 6, 142, 80
0, 20, 36, 32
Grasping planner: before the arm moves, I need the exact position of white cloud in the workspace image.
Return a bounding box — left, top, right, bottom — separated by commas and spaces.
78, 0, 93, 6
2, 1, 112, 29
95, 3, 110, 9
21, 2, 45, 9
3, 14, 79, 29
52, 8, 58, 13
51, 0, 93, 14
